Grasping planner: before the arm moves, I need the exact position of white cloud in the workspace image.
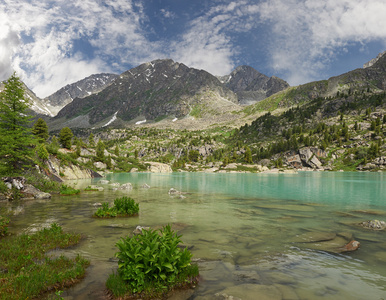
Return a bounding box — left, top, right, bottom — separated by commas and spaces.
258, 0, 386, 85
169, 1, 260, 76
160, 9, 175, 19
0, 19, 20, 81
0, 0, 163, 97
2, 0, 386, 97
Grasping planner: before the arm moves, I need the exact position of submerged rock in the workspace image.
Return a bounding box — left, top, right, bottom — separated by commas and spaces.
141, 183, 150, 189
293, 231, 361, 253
217, 284, 282, 300
293, 232, 336, 243
168, 188, 182, 195
118, 183, 133, 190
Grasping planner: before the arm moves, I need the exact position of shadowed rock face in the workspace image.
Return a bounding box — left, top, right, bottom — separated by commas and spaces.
219, 65, 289, 105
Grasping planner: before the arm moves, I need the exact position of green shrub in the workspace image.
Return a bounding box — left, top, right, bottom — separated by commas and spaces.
60, 184, 80, 195
107, 225, 198, 298
114, 197, 139, 215
0, 180, 8, 194
94, 197, 139, 218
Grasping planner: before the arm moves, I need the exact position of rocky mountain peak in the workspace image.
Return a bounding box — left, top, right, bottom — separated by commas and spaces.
54, 59, 238, 128
219, 65, 289, 105
42, 73, 118, 116
363, 51, 386, 68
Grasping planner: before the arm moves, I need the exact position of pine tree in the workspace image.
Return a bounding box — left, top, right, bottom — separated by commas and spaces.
59, 127, 73, 149
0, 73, 35, 174
96, 140, 105, 162
89, 133, 95, 147
244, 147, 253, 163
32, 118, 49, 143
37, 143, 49, 161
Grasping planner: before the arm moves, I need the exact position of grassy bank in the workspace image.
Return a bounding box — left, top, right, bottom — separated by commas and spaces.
0, 223, 89, 300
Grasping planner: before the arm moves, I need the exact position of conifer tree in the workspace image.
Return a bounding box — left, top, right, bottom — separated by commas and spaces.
32, 118, 49, 143
244, 147, 253, 163
0, 73, 35, 174
59, 127, 73, 149
89, 133, 95, 147
96, 140, 105, 162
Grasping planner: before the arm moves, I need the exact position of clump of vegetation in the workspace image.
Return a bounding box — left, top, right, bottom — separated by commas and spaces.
0, 223, 89, 300
94, 196, 139, 218
106, 225, 199, 299
60, 184, 81, 195
0, 215, 10, 237
84, 185, 99, 191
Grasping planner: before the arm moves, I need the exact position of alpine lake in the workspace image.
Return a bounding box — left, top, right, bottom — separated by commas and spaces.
3, 171, 386, 300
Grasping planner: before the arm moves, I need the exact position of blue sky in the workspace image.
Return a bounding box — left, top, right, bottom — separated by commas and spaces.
1, 0, 386, 98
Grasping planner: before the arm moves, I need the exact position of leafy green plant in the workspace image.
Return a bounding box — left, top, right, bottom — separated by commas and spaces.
94, 197, 139, 218
60, 184, 80, 195
106, 225, 198, 298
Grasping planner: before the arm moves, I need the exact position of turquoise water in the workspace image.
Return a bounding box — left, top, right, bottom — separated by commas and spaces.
106, 171, 386, 207
3, 171, 386, 299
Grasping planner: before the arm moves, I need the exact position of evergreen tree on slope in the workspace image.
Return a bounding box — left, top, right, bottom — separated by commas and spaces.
0, 73, 35, 175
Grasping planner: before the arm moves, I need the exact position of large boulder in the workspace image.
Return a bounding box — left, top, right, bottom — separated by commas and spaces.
22, 184, 51, 199
285, 151, 302, 169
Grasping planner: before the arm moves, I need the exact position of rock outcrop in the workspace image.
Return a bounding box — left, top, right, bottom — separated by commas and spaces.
284, 147, 326, 169
45, 154, 102, 180
146, 162, 172, 173
1, 177, 51, 200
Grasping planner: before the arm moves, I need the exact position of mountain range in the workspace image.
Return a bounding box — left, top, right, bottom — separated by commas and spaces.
2, 52, 386, 131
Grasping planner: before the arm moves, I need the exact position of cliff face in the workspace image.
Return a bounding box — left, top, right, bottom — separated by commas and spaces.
45, 154, 102, 181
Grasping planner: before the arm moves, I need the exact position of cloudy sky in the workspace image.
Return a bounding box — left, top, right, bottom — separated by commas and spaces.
1, 0, 386, 98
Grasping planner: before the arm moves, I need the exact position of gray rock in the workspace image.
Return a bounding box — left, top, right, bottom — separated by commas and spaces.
94, 162, 107, 170
22, 184, 51, 199
360, 220, 386, 230
141, 183, 150, 189
168, 188, 182, 195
